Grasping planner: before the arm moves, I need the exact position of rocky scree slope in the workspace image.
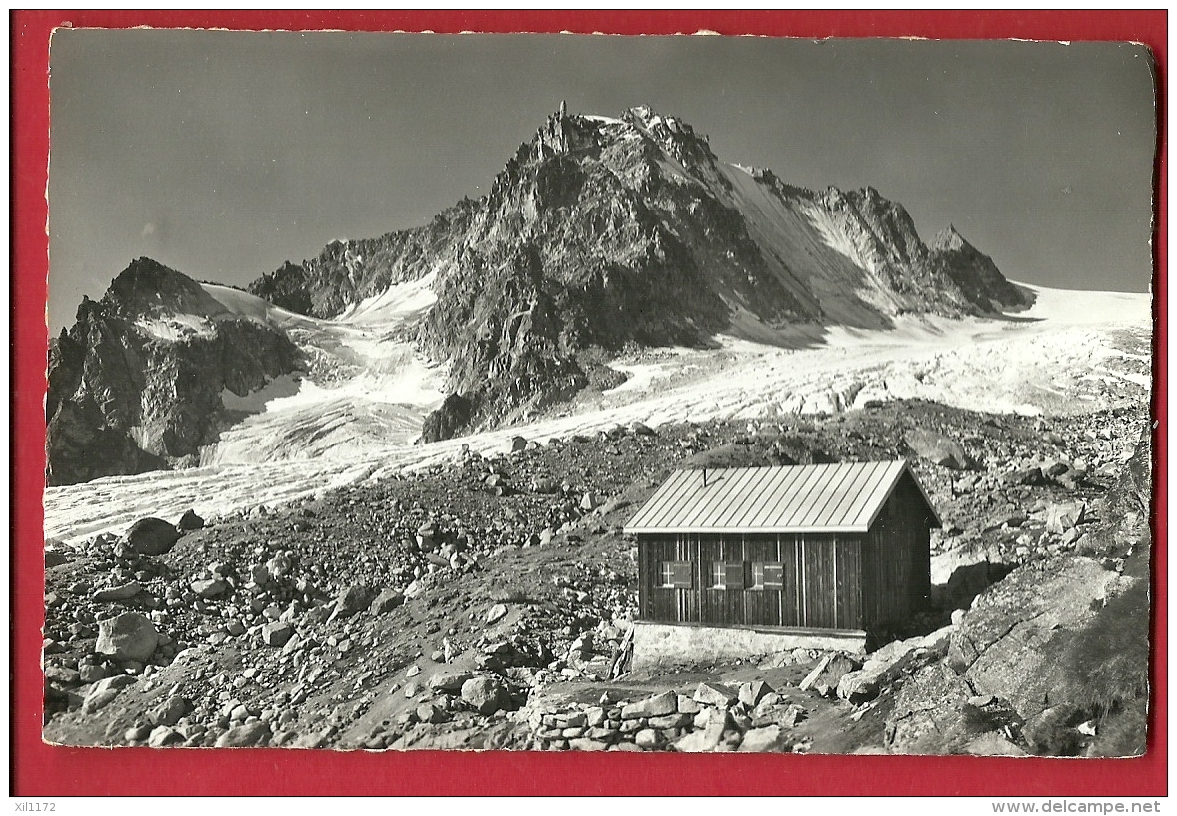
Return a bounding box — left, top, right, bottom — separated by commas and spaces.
47, 258, 303, 486
251, 105, 1029, 437
42, 400, 1146, 753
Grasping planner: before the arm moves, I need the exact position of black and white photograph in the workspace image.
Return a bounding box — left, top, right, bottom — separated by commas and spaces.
42, 30, 1156, 758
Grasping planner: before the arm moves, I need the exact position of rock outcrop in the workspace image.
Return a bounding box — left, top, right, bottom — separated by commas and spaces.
47, 258, 303, 485
890, 427, 1152, 756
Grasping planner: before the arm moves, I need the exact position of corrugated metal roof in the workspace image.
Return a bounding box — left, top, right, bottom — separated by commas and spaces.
624, 460, 939, 534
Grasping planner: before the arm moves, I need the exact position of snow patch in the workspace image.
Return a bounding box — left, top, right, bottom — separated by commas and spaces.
335, 273, 437, 325
582, 114, 622, 125
133, 313, 216, 341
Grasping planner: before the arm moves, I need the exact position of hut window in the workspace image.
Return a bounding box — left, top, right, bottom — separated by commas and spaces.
763, 562, 784, 589
660, 561, 692, 588
725, 562, 746, 590
711, 562, 746, 590
710, 561, 726, 589
752, 562, 784, 589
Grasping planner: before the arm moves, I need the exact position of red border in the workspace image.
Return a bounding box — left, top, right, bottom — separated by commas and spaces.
11, 10, 1167, 796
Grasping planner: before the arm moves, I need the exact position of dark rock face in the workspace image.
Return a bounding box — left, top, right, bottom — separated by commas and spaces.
929, 225, 1029, 310
420, 394, 476, 444
249, 106, 1030, 437
47, 258, 303, 486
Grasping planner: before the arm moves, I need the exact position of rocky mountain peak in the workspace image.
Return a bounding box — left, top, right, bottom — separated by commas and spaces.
620, 105, 719, 176
930, 224, 970, 254
102, 257, 229, 321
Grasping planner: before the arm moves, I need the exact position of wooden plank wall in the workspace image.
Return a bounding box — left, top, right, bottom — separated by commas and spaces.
639, 532, 866, 630
860, 473, 934, 631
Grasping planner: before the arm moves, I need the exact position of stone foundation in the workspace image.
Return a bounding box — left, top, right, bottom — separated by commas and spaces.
633, 621, 866, 669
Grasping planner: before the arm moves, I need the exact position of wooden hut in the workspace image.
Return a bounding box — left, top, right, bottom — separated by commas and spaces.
624, 460, 939, 658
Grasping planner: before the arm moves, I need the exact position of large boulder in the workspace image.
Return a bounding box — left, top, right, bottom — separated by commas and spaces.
190, 578, 228, 599
837, 626, 952, 704
328, 585, 374, 622
176, 509, 204, 531
693, 681, 739, 707
95, 612, 158, 662
738, 724, 787, 752
905, 429, 971, 470
429, 671, 475, 694
371, 588, 405, 614
148, 695, 193, 727
92, 581, 142, 602
261, 621, 295, 647
461, 676, 511, 715
214, 721, 272, 748
673, 713, 727, 752
1045, 501, 1086, 534
121, 517, 181, 556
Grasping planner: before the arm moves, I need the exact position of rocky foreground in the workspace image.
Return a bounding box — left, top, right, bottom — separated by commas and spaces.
42, 399, 1151, 755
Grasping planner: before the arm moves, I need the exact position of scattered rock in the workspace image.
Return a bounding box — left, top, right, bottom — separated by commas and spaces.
965, 732, 1029, 756
370, 588, 405, 614
621, 691, 677, 720
531, 476, 559, 494
176, 509, 204, 531
92, 581, 142, 602
485, 603, 508, 625
884, 663, 981, 754
121, 517, 182, 556
190, 578, 228, 599
429, 671, 474, 694
693, 681, 739, 707
674, 715, 726, 752
261, 621, 295, 648
147, 725, 183, 748
461, 676, 511, 715
329, 585, 374, 621
739, 724, 785, 752
149, 695, 192, 727
82, 674, 136, 713
905, 429, 970, 469
45, 665, 81, 687
95, 612, 159, 662
836, 642, 919, 704
1046, 501, 1085, 534
798, 654, 833, 692
738, 680, 774, 707
1023, 705, 1084, 756
416, 702, 447, 724
214, 721, 272, 748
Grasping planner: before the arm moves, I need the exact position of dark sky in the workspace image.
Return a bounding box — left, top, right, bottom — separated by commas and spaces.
48, 30, 1157, 330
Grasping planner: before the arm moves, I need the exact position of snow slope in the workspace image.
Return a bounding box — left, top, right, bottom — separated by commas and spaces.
198, 279, 446, 464
44, 283, 1151, 545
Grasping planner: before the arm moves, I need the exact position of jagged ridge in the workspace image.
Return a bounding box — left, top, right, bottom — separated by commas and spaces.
250, 105, 1029, 435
